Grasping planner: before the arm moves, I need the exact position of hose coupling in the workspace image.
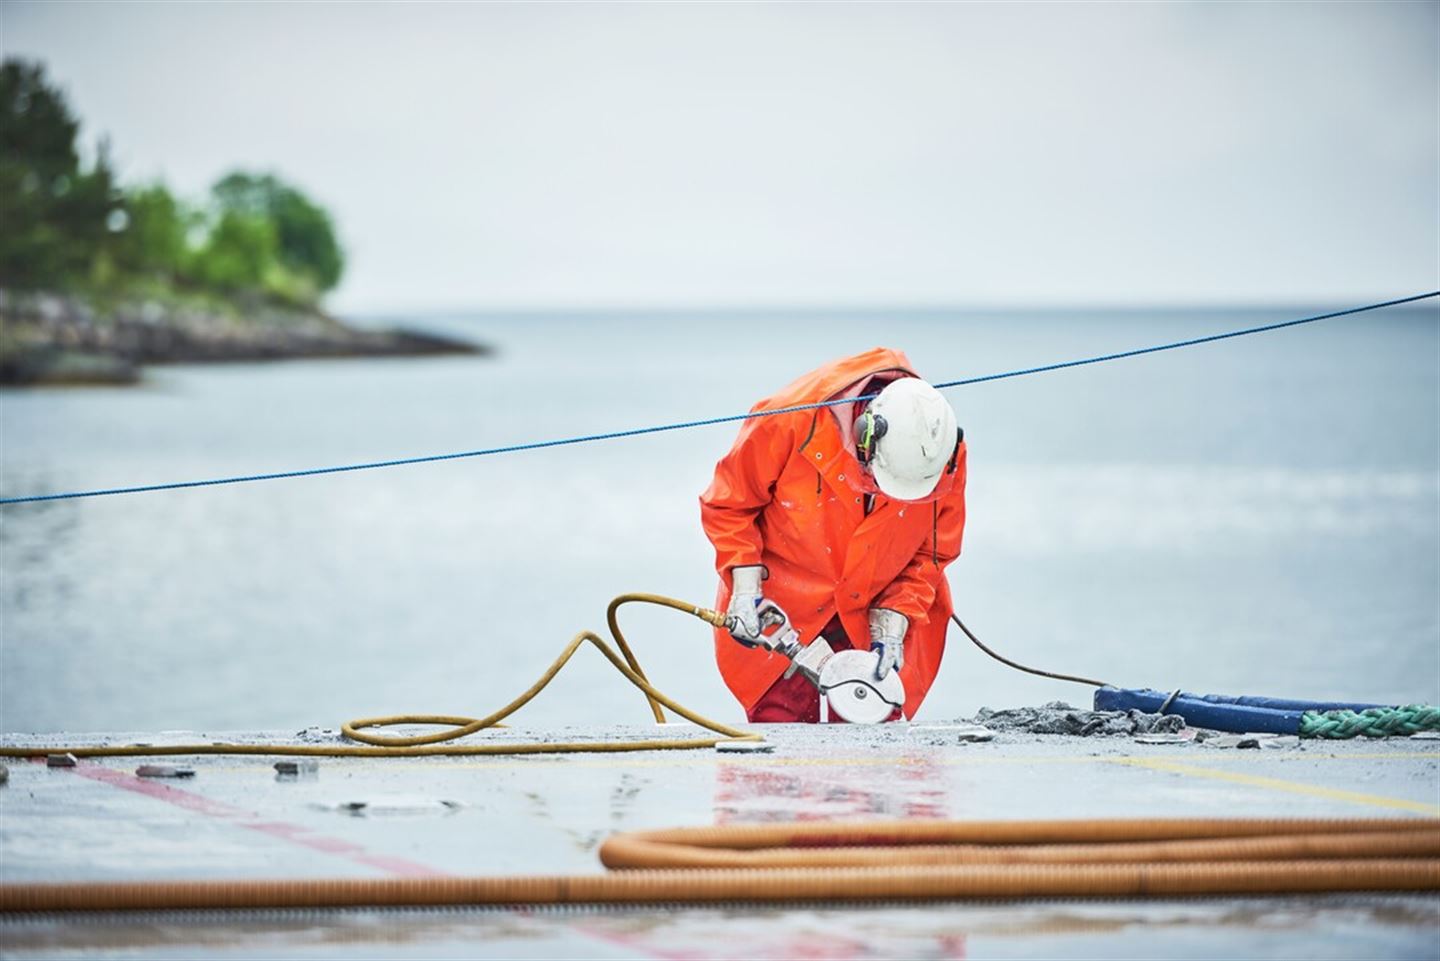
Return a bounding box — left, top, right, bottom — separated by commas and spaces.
694, 606, 730, 628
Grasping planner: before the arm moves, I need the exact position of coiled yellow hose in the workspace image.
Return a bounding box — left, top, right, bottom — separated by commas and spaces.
0, 594, 760, 759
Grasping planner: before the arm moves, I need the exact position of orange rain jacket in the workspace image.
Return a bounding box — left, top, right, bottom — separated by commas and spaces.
699, 347, 968, 719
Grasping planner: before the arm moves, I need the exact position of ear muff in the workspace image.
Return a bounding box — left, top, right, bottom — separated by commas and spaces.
856, 409, 889, 465
946, 427, 964, 474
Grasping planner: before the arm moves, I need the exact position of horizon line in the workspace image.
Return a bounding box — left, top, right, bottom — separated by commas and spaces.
339, 295, 1440, 320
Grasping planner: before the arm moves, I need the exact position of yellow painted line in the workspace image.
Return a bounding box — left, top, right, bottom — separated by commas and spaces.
390, 753, 1100, 772
1209, 751, 1440, 762
417, 749, 1440, 772
1114, 757, 1440, 816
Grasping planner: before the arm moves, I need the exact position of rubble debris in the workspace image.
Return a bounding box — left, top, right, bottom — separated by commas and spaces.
952, 723, 996, 742
275, 759, 321, 778
318, 797, 465, 816
1202, 734, 1300, 750
972, 702, 1185, 737
136, 765, 195, 778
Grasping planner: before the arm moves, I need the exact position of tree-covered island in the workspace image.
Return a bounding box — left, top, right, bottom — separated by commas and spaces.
0, 58, 479, 385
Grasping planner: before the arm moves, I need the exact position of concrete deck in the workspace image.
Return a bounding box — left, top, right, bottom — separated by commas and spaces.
1, 723, 1437, 958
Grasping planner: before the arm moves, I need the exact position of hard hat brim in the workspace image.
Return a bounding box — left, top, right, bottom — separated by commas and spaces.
870, 463, 942, 502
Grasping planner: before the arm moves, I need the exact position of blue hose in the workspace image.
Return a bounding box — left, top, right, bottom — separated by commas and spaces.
1093, 687, 1390, 735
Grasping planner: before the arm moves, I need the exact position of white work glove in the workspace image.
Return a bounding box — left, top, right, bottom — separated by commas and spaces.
725, 565, 767, 646
868, 608, 908, 680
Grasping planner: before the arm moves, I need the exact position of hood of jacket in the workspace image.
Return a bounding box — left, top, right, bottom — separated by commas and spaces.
758, 347, 960, 504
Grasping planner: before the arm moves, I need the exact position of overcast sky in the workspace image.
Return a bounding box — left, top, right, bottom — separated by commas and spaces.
3, 1, 1436, 313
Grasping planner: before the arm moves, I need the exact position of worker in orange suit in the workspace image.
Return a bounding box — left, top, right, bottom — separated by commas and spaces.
699, 347, 967, 722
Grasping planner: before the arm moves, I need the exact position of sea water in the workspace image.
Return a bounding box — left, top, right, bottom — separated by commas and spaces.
1, 306, 1436, 733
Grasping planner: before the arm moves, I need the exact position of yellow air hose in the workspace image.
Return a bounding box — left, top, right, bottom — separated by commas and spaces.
0, 593, 759, 760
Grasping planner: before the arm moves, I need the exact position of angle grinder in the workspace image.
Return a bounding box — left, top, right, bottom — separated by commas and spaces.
733, 600, 905, 724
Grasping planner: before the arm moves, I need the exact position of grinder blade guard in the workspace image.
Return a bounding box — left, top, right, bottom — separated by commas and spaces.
747, 600, 905, 724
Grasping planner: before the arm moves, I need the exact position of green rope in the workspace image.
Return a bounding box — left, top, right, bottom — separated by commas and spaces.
1299, 704, 1440, 739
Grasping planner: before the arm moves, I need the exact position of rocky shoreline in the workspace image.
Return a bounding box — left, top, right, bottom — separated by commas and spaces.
0, 289, 485, 386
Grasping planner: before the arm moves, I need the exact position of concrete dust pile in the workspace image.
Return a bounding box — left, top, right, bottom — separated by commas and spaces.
973, 701, 1185, 736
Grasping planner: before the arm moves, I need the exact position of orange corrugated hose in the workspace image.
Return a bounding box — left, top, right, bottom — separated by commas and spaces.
596, 817, 1440, 868
4, 818, 1437, 912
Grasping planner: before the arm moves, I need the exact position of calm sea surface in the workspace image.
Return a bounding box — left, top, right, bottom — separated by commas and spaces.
2, 307, 1436, 733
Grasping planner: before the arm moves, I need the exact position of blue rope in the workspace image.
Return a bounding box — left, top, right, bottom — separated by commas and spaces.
3, 290, 1435, 506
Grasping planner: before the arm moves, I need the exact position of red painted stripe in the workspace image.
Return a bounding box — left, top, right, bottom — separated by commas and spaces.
37, 760, 736, 959
66, 762, 442, 878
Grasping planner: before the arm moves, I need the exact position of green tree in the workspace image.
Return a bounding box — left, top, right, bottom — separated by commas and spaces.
114, 182, 192, 282
0, 58, 123, 289
190, 210, 279, 293
212, 172, 344, 294
0, 59, 346, 307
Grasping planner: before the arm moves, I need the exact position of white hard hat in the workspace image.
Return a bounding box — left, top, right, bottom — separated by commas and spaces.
865, 378, 958, 501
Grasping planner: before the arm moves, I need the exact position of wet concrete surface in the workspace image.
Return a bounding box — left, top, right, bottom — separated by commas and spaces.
1, 723, 1438, 958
